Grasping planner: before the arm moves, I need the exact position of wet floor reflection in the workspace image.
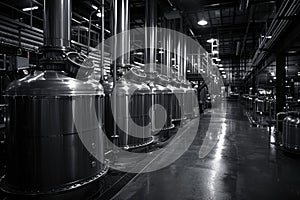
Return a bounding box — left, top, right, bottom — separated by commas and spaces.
111, 101, 300, 200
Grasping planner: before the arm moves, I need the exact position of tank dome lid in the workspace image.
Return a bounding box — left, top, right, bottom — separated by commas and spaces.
5, 71, 104, 96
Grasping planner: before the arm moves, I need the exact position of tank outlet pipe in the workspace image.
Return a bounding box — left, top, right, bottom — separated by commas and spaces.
44, 0, 71, 49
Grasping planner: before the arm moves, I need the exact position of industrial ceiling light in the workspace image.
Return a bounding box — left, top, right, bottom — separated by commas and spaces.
219, 68, 225, 71
212, 50, 219, 54
216, 58, 221, 62
288, 50, 297, 54
134, 52, 144, 55
96, 12, 102, 18
218, 64, 223, 67
22, 6, 38, 12
207, 38, 215, 43
198, 19, 208, 26
72, 18, 82, 24
82, 17, 89, 22
91, 5, 98, 10
261, 35, 272, 39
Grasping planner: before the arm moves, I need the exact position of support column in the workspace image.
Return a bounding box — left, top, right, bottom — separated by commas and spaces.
276, 54, 286, 113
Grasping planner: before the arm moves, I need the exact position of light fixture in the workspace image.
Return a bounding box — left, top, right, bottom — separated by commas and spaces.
105, 29, 111, 34
212, 50, 219, 54
219, 68, 225, 71
82, 17, 89, 22
189, 29, 195, 37
298, 72, 300, 76
134, 61, 145, 67
91, 5, 98, 10
159, 50, 164, 54
134, 52, 144, 55
261, 35, 272, 39
288, 50, 297, 54
215, 58, 221, 62
218, 64, 223, 67
22, 6, 38, 12
72, 18, 82, 24
207, 38, 215, 43
198, 19, 208, 26
96, 12, 102, 18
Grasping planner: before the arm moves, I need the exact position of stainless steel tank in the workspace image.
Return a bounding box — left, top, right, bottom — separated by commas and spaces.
0, 0, 108, 198
147, 73, 173, 137
283, 112, 300, 152
181, 81, 195, 119
255, 97, 266, 114
168, 79, 185, 126
2, 71, 108, 198
103, 68, 153, 149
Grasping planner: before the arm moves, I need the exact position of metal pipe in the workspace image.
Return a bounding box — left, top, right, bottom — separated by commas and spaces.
110, 0, 130, 148
87, 10, 97, 56
166, 20, 172, 78
180, 17, 184, 80
111, 0, 130, 68
44, 0, 71, 48
173, 19, 178, 79
183, 36, 187, 81
101, 0, 105, 78
145, 0, 157, 73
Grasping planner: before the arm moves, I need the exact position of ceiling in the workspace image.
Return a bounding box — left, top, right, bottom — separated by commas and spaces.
0, 0, 299, 87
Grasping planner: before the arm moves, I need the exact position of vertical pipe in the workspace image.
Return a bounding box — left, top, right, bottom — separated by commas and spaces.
44, 0, 71, 48
87, 12, 94, 56
101, 0, 105, 77
112, 0, 130, 68
166, 20, 172, 78
183, 34, 187, 81
3, 54, 7, 71
173, 19, 178, 79
145, 0, 157, 73
111, 0, 130, 146
276, 54, 286, 113
30, 0, 33, 28
180, 17, 184, 81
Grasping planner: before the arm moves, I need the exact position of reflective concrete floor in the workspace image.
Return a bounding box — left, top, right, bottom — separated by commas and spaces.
111, 101, 300, 200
